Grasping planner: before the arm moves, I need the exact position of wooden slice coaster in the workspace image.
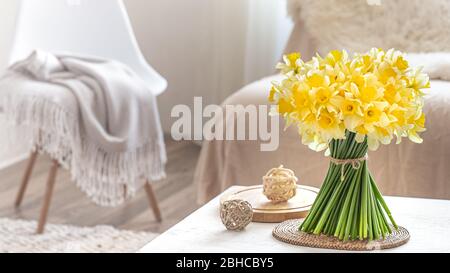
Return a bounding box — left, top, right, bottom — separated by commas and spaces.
220, 185, 319, 223
273, 219, 410, 251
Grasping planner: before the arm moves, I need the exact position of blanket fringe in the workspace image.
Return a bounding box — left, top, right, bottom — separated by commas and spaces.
0, 94, 167, 207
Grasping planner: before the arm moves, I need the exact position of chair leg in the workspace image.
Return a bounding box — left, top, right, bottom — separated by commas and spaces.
144, 182, 162, 222
15, 151, 39, 208
36, 160, 59, 234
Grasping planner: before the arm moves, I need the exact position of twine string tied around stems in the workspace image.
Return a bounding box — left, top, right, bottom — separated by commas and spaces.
330, 154, 368, 182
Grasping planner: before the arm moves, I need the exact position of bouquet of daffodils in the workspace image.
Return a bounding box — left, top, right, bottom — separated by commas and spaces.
270, 48, 429, 241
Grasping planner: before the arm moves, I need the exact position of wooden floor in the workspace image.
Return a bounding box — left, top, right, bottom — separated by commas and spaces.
0, 137, 201, 233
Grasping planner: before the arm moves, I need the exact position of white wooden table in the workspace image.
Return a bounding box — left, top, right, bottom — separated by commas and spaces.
139, 186, 450, 253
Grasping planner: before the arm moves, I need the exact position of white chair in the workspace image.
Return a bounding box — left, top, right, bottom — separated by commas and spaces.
8, 0, 167, 233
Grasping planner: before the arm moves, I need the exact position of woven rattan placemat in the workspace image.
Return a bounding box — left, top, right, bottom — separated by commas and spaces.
273, 219, 409, 251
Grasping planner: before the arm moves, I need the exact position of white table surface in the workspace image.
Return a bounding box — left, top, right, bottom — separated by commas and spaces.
139, 186, 450, 253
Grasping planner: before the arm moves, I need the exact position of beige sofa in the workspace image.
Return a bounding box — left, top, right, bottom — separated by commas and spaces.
195, 1, 450, 203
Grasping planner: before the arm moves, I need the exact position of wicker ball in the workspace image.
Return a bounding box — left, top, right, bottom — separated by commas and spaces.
220, 199, 253, 231
262, 165, 298, 203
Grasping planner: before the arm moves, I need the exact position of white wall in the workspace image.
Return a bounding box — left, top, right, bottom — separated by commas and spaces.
125, 0, 250, 131
0, 0, 18, 70
0, 0, 25, 166
125, 0, 292, 133
0, 0, 292, 165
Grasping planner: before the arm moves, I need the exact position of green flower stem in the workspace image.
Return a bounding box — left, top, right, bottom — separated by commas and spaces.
375, 193, 392, 234
369, 183, 381, 239
313, 177, 347, 234
334, 165, 359, 238
305, 167, 338, 222
299, 131, 398, 241
360, 162, 368, 239
351, 187, 360, 240
370, 175, 398, 229
300, 167, 335, 230
324, 172, 351, 234
343, 166, 362, 240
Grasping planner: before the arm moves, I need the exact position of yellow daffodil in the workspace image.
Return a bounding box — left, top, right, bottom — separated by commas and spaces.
341, 98, 363, 130
276, 52, 302, 74
395, 56, 409, 71
307, 73, 325, 88
277, 98, 293, 114
315, 87, 332, 104
287, 53, 301, 68
341, 98, 361, 116
293, 85, 312, 120
268, 86, 277, 102
271, 48, 429, 151
364, 105, 382, 123
318, 109, 336, 129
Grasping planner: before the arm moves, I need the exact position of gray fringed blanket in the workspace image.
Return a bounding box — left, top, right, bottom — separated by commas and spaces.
0, 50, 167, 206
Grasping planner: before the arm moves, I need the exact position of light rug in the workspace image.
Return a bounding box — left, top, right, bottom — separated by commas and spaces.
0, 218, 158, 253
